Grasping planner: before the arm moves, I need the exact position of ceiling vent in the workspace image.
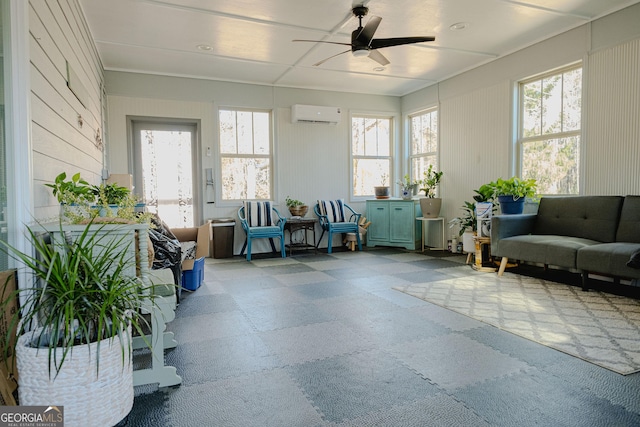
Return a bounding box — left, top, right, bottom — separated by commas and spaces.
291, 104, 341, 124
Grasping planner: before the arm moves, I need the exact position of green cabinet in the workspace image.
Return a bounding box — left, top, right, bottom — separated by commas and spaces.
366, 199, 421, 250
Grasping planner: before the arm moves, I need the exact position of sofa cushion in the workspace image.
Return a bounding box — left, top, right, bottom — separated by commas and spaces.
533, 196, 623, 243
616, 196, 640, 243
577, 242, 640, 279
499, 235, 600, 269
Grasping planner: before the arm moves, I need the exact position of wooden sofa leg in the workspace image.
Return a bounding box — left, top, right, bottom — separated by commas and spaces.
497, 257, 508, 276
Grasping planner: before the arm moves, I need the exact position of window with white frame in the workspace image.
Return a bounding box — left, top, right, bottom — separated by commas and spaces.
218, 108, 272, 201
351, 115, 392, 197
409, 108, 438, 187
519, 64, 582, 195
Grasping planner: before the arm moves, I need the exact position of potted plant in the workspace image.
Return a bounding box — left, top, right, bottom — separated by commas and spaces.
482, 176, 537, 214
0, 220, 154, 426
45, 172, 96, 222
397, 174, 418, 200
374, 173, 390, 199
92, 182, 133, 217
285, 196, 308, 217
449, 187, 495, 253
418, 165, 443, 218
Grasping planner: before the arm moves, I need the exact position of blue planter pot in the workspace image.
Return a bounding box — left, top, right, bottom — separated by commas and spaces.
498, 195, 525, 214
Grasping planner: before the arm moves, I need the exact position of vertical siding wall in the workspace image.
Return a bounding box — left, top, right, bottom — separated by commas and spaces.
439, 82, 511, 224
29, 0, 104, 220
584, 38, 640, 195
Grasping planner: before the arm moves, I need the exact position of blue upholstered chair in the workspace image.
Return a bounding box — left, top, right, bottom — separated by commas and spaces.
314, 199, 362, 254
238, 201, 287, 261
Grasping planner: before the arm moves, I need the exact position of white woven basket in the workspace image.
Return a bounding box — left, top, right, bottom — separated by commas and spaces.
16, 327, 134, 427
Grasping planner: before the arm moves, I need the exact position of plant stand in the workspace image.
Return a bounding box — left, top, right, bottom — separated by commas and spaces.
471, 235, 496, 272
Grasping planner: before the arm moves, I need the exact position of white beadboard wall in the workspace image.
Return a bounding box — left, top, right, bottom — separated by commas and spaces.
584, 38, 640, 195
439, 82, 511, 229
30, 0, 104, 220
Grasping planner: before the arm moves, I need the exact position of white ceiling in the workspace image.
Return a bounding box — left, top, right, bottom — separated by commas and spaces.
79, 0, 639, 97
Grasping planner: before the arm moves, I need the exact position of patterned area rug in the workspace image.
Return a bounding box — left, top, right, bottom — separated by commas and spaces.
394, 271, 640, 375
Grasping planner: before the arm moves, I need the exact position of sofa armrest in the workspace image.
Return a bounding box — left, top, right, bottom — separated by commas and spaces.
491, 214, 537, 254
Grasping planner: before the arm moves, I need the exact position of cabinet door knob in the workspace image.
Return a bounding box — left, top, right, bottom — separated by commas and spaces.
395, 207, 402, 210
377, 207, 383, 210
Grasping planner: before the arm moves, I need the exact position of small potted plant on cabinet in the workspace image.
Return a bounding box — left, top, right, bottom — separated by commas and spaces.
374, 174, 390, 199
397, 175, 418, 200
418, 165, 444, 218
91, 182, 134, 217
0, 220, 153, 426
285, 196, 308, 217
45, 172, 95, 222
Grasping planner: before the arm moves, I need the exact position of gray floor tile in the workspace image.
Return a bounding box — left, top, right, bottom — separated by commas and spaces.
259, 321, 371, 365
165, 369, 326, 427
287, 349, 439, 424
389, 333, 530, 391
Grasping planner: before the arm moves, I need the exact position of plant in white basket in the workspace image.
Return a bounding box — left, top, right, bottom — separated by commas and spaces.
0, 220, 154, 426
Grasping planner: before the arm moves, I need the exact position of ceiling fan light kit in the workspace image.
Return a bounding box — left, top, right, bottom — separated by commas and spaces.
293, 5, 435, 67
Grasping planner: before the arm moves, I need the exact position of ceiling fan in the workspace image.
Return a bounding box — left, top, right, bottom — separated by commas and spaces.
293, 6, 435, 67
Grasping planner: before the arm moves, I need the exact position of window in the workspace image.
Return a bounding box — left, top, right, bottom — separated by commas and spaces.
519, 65, 582, 194
133, 121, 197, 228
409, 108, 438, 185
219, 109, 272, 201
351, 116, 392, 197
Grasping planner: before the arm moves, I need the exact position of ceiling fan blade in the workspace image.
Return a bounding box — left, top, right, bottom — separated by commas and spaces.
313, 49, 351, 66
292, 39, 352, 47
368, 49, 390, 66
355, 16, 382, 46
369, 36, 435, 49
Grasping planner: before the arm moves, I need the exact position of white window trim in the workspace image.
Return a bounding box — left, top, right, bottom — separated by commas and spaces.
216, 106, 274, 205
516, 62, 582, 195
349, 110, 398, 202
408, 106, 439, 185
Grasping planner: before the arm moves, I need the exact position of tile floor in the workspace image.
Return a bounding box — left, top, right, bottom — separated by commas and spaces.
122, 247, 640, 427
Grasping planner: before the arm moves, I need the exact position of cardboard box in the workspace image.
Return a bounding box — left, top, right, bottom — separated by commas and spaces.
107, 174, 134, 191
171, 222, 211, 271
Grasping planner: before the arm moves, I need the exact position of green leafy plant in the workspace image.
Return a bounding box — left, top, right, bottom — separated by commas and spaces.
45, 172, 95, 205
449, 187, 496, 236
92, 183, 131, 206
285, 196, 305, 207
397, 174, 418, 192
449, 201, 478, 237
481, 176, 537, 201
0, 220, 154, 378
419, 165, 444, 198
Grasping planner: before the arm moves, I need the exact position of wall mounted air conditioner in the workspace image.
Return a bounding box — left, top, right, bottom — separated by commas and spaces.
291, 104, 341, 124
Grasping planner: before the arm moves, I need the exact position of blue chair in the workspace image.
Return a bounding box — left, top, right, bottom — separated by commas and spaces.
314, 199, 362, 254
238, 201, 287, 261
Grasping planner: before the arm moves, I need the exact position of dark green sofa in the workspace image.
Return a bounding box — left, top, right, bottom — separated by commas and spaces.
491, 196, 640, 289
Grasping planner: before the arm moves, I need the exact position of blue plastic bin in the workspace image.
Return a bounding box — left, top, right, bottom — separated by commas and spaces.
182, 256, 204, 291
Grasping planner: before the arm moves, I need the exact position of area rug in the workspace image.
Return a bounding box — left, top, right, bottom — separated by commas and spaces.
394, 271, 640, 375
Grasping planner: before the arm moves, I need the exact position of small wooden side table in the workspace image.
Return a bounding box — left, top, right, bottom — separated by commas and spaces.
472, 235, 496, 272
284, 217, 317, 255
